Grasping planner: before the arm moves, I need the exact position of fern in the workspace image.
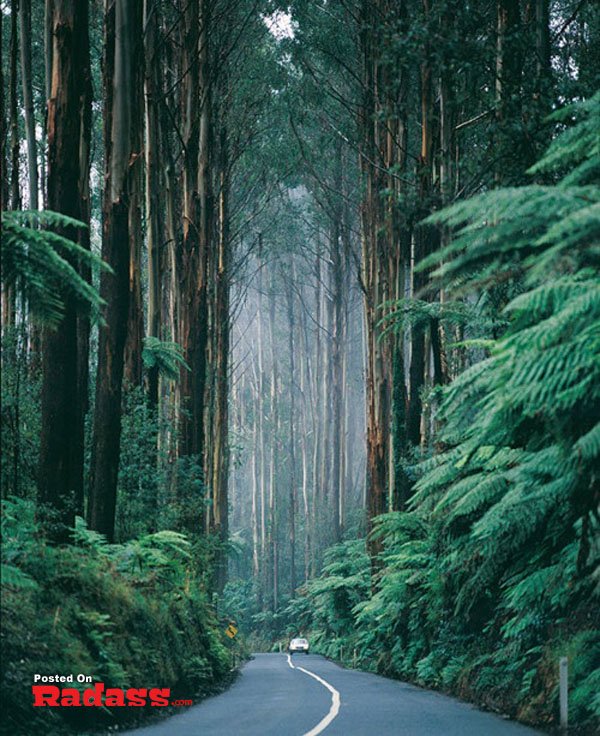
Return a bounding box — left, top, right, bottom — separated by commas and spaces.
1, 210, 110, 325
0, 563, 39, 590
142, 337, 190, 380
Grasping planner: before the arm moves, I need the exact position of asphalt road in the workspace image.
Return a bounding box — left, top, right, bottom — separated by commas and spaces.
126, 653, 543, 736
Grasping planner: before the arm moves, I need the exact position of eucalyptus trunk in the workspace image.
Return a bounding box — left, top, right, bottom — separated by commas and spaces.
144, 0, 163, 406
286, 274, 297, 596
9, 0, 20, 212
89, 0, 142, 541
39, 0, 91, 540
19, 0, 38, 210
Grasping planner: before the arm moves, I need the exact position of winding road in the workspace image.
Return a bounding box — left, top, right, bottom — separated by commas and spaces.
127, 653, 543, 736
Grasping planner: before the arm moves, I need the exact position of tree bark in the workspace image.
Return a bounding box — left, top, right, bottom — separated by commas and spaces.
268, 266, 279, 610
177, 0, 211, 531
89, 0, 142, 541
286, 269, 297, 596
407, 0, 439, 448
330, 213, 342, 544
123, 2, 144, 387
9, 0, 21, 212
1, 7, 15, 329
209, 115, 230, 592
256, 244, 266, 570
39, 0, 91, 540
495, 0, 525, 184
19, 0, 38, 210
360, 0, 393, 557
144, 0, 162, 406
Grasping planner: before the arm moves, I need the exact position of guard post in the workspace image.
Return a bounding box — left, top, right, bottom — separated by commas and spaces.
559, 656, 568, 731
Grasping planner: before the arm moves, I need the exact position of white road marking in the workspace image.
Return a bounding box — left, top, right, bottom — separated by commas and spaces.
286, 654, 341, 736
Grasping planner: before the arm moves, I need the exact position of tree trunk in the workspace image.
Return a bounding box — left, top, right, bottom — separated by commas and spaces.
319, 245, 332, 544
89, 0, 142, 541
178, 0, 201, 462
330, 215, 342, 544
268, 267, 279, 610
310, 249, 322, 574
1, 8, 15, 328
177, 0, 211, 535
19, 0, 38, 210
9, 0, 21, 212
408, 0, 439, 448
286, 270, 297, 596
144, 0, 163, 406
298, 290, 312, 581
495, 0, 525, 184
39, 0, 91, 540
360, 0, 393, 557
123, 5, 144, 388
257, 245, 266, 571
209, 118, 230, 592
251, 366, 260, 579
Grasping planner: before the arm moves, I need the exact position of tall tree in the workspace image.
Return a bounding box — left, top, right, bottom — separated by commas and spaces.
144, 0, 163, 406
9, 0, 20, 213
495, 0, 526, 184
177, 0, 209, 491
38, 0, 92, 538
359, 0, 394, 551
286, 269, 297, 595
19, 0, 38, 210
89, 0, 142, 541
207, 83, 231, 590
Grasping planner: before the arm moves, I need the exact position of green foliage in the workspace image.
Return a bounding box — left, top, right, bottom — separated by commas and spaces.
142, 337, 190, 380
279, 540, 371, 661
115, 387, 164, 540
0, 328, 41, 499
114, 388, 207, 544
420, 93, 600, 294
1, 210, 109, 326
379, 297, 502, 337
0, 498, 231, 736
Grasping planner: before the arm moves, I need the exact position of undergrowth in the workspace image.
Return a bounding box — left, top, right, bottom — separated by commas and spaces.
1, 498, 233, 735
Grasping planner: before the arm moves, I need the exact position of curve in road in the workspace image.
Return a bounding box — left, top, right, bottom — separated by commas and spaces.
126, 653, 544, 736
286, 652, 340, 735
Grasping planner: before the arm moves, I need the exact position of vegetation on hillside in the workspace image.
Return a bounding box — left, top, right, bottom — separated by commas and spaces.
1, 498, 232, 736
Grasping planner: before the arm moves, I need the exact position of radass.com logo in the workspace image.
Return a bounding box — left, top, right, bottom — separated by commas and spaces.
32, 674, 193, 708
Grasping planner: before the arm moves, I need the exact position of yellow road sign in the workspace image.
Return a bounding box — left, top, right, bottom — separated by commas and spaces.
225, 624, 238, 638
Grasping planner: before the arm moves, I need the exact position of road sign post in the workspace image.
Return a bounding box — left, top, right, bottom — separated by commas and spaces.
559, 656, 568, 731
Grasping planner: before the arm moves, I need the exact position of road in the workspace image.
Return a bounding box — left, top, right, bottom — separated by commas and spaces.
126, 653, 543, 736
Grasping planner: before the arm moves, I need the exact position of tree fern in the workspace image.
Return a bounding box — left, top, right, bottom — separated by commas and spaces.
142, 337, 190, 380
1, 210, 110, 325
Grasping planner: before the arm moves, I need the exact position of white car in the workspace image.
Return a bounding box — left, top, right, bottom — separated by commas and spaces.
289, 637, 310, 654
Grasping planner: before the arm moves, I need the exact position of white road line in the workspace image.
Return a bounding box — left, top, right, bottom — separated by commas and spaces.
286, 654, 341, 736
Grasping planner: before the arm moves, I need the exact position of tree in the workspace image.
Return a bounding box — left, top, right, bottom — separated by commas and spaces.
38, 0, 92, 540
89, 0, 143, 541
19, 0, 38, 210
143, 0, 163, 407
